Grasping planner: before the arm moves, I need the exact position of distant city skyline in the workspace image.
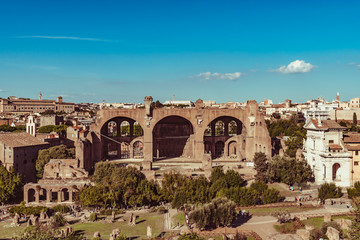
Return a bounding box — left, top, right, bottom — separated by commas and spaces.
0, 0, 359, 103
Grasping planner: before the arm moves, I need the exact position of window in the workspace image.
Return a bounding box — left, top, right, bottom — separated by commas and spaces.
355, 161, 359, 166
329, 140, 334, 144
356, 151, 359, 156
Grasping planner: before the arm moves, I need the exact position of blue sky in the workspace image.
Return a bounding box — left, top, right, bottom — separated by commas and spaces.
0, 0, 359, 104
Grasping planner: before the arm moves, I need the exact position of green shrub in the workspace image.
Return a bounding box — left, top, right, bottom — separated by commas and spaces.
347, 181, 360, 199
99, 209, 124, 215
89, 212, 98, 222
9, 205, 49, 216
52, 205, 70, 213
178, 233, 203, 240
53, 213, 66, 227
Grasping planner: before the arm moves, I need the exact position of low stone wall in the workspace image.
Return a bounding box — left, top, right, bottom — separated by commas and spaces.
193, 227, 262, 240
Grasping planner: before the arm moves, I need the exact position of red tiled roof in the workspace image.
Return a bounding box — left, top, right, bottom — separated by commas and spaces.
0, 132, 49, 147
310, 119, 346, 130
345, 144, 360, 151
329, 144, 343, 150
344, 133, 360, 143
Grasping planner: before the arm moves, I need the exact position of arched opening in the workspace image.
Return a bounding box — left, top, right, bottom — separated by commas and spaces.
120, 121, 130, 137
228, 141, 237, 157
100, 117, 144, 160
61, 189, 70, 202
203, 116, 244, 160
228, 120, 237, 136
107, 121, 117, 137
133, 122, 143, 137
28, 189, 35, 203
133, 141, 143, 158
153, 116, 194, 160
215, 141, 225, 158
52, 191, 58, 202
39, 188, 47, 201
215, 121, 225, 136
332, 163, 341, 181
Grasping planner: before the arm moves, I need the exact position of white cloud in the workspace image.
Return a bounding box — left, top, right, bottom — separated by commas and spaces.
0, 89, 3, 92
275, 60, 316, 74
16, 36, 113, 42
197, 72, 243, 81
348, 62, 360, 69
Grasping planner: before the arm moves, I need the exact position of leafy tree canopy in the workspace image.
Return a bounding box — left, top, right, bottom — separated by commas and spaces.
0, 165, 23, 204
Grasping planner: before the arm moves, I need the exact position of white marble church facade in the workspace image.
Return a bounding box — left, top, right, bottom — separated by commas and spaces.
303, 119, 352, 187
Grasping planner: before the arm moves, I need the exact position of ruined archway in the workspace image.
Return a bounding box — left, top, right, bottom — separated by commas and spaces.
133, 141, 143, 157
203, 116, 244, 160
100, 117, 144, 160
28, 189, 35, 203
61, 188, 70, 202
153, 115, 194, 160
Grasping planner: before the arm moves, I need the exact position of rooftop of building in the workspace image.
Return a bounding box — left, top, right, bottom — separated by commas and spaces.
344, 132, 360, 143
0, 132, 49, 147
305, 119, 346, 130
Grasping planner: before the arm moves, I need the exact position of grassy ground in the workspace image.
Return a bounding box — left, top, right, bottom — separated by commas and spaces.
274, 215, 354, 233
72, 212, 164, 239
171, 212, 185, 226
245, 206, 317, 216
0, 221, 27, 239
0, 212, 164, 239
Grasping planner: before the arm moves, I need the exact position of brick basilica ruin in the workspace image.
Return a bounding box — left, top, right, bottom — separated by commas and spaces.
85, 96, 271, 169
24, 96, 272, 204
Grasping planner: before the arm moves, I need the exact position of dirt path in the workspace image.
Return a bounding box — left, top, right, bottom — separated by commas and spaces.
236, 216, 278, 239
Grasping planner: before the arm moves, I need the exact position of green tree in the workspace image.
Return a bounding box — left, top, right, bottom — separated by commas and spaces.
318, 183, 343, 201
36, 145, 75, 179
189, 197, 236, 229
267, 155, 313, 185
0, 165, 23, 204
38, 125, 56, 133
253, 152, 268, 182
78, 163, 161, 208
339, 121, 347, 127
347, 181, 360, 199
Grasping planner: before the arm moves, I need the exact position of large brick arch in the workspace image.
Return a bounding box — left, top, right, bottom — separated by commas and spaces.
87, 97, 272, 164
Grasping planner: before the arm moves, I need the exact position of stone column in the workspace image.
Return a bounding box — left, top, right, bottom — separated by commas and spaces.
211, 122, 216, 137
57, 191, 62, 202
69, 191, 73, 202
143, 126, 153, 162
116, 119, 121, 137
224, 120, 229, 137
129, 121, 134, 137
24, 187, 29, 204
194, 124, 205, 161
35, 189, 40, 204
47, 189, 52, 203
